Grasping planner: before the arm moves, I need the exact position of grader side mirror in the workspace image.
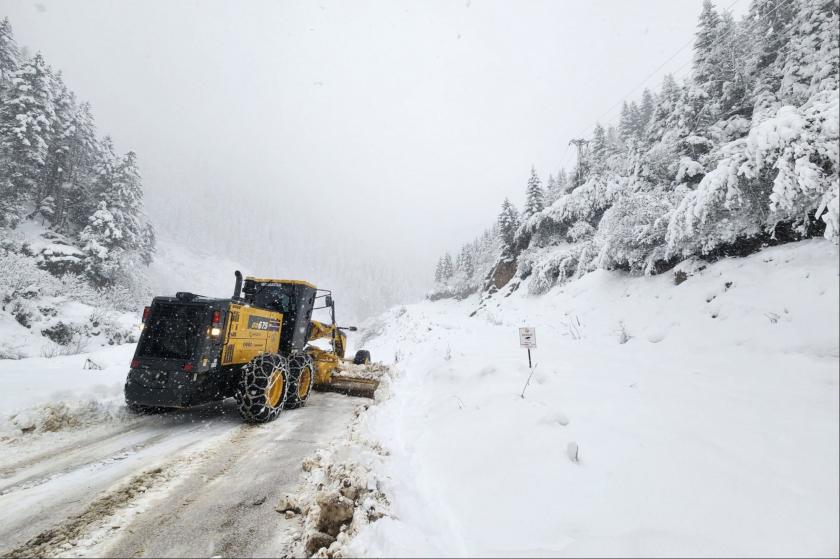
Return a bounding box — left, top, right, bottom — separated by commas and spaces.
325, 295, 333, 308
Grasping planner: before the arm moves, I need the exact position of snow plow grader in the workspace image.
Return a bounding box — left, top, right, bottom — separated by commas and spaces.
124, 272, 379, 422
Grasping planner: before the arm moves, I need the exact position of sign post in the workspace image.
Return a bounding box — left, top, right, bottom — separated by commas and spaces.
519, 327, 537, 398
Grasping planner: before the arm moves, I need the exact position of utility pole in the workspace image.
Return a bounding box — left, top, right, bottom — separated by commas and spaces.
568, 138, 589, 186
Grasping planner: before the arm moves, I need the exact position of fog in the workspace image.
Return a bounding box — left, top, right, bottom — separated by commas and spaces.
1, 0, 747, 319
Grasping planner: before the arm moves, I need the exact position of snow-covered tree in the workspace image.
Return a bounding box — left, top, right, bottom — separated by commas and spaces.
546, 168, 570, 205
0, 18, 19, 87
79, 201, 124, 285
590, 123, 608, 168
456, 245, 475, 277
693, 0, 723, 102
619, 101, 644, 144
639, 88, 655, 132
497, 198, 521, 260
524, 166, 545, 217
556, 168, 570, 192
441, 252, 454, 280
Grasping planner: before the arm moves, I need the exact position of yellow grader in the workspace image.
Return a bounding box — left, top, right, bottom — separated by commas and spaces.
125, 272, 378, 422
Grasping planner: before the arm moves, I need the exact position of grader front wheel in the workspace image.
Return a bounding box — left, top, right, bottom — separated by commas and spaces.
236, 353, 290, 423
286, 353, 315, 410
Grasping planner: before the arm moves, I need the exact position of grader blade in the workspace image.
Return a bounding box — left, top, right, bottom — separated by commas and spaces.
312, 362, 388, 399
315, 376, 379, 398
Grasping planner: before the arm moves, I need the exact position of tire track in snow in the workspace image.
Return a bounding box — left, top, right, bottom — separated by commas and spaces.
0, 421, 145, 479
0, 405, 242, 553
0, 432, 168, 497
1, 463, 176, 558
0, 425, 245, 559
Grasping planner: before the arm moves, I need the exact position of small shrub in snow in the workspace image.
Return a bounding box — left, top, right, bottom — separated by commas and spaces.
0, 340, 25, 360
673, 270, 688, 285
563, 315, 584, 340
41, 335, 88, 358
617, 321, 631, 344
567, 441, 580, 463
10, 300, 34, 328
41, 321, 78, 346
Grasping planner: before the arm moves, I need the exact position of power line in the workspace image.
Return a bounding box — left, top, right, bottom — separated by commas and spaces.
566, 0, 794, 142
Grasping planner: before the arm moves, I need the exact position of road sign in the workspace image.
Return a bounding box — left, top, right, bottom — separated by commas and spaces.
519, 327, 537, 398
519, 327, 536, 348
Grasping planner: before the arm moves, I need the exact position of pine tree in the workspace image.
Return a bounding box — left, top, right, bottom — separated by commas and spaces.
619, 101, 643, 142
647, 74, 682, 142
711, 11, 753, 116
590, 123, 608, 167
0, 17, 19, 87
434, 257, 444, 283
457, 245, 474, 277
524, 166, 544, 217
35, 194, 55, 224
546, 173, 557, 195
79, 201, 123, 285
441, 252, 454, 280
546, 169, 567, 205
693, 0, 722, 96
461, 246, 475, 276
497, 198, 520, 259
639, 88, 655, 132
556, 168, 570, 193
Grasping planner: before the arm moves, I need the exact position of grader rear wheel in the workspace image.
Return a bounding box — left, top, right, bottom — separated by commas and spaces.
235, 353, 290, 423
286, 353, 315, 410
353, 350, 371, 365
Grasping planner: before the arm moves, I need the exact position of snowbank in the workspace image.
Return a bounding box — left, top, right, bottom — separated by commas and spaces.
0, 344, 135, 439
347, 240, 839, 557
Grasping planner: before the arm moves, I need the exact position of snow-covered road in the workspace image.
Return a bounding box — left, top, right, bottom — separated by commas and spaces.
0, 390, 361, 558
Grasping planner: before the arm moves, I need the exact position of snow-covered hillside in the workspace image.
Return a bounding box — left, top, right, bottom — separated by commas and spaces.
348, 240, 839, 557
0, 221, 246, 361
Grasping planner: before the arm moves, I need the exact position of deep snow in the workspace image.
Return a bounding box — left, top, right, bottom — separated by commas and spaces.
347, 239, 839, 557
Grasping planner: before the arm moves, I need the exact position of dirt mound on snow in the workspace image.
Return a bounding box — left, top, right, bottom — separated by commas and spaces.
281, 403, 392, 558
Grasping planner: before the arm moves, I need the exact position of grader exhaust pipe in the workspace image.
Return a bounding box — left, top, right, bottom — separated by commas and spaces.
233, 270, 243, 300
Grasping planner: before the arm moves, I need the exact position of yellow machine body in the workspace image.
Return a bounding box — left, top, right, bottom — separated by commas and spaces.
221, 303, 284, 366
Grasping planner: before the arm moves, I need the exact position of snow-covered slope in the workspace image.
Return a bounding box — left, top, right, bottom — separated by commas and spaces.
146, 236, 246, 300
350, 240, 839, 557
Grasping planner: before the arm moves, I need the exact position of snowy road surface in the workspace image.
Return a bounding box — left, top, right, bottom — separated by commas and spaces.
0, 392, 361, 558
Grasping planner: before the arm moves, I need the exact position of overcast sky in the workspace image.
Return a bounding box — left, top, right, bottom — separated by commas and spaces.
1, 0, 748, 304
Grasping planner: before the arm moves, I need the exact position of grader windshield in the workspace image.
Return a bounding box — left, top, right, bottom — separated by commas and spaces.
249, 284, 295, 314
